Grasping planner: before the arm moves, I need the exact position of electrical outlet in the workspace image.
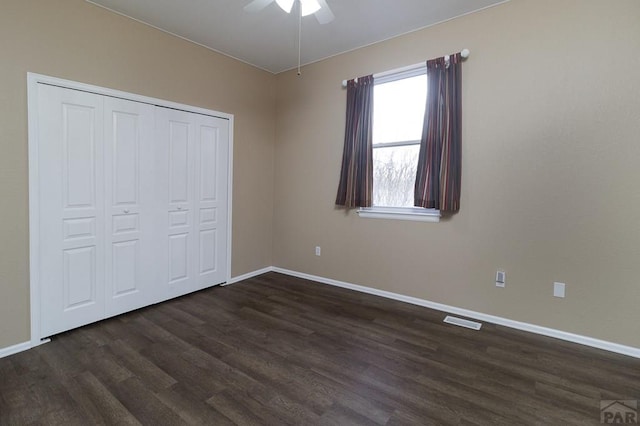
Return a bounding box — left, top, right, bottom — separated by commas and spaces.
495, 270, 505, 288
315, 246, 321, 256
553, 282, 565, 298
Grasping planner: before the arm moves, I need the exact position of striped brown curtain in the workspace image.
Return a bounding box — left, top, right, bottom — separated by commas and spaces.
335, 75, 374, 208
414, 53, 462, 213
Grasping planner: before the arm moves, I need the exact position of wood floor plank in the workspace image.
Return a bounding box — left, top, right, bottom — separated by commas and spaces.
1, 272, 638, 425
206, 390, 281, 426
154, 383, 236, 426
108, 376, 187, 426
156, 383, 235, 426
107, 339, 178, 392
139, 343, 227, 401
73, 371, 141, 425
316, 402, 380, 426
180, 346, 273, 405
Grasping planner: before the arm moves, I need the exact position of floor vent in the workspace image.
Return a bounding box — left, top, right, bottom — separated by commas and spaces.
443, 315, 482, 330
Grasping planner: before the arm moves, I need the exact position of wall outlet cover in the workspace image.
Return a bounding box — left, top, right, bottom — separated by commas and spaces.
553, 282, 566, 298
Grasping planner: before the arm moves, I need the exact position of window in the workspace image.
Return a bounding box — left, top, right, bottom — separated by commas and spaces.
358, 68, 440, 222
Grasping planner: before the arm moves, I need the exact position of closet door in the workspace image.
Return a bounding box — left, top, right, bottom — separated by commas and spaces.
156, 107, 197, 298
33, 78, 230, 339
104, 97, 157, 316
38, 84, 105, 337
193, 113, 228, 291
156, 108, 228, 298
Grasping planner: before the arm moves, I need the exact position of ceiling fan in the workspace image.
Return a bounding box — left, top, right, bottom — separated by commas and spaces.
244, 0, 334, 75
244, 0, 335, 25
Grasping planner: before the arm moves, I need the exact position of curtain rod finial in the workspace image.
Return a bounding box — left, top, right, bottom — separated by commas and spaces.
461, 48, 470, 58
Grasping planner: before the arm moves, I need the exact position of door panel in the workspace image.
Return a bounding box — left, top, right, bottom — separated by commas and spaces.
112, 214, 139, 235
199, 126, 218, 202
169, 211, 189, 227
169, 233, 189, 283
63, 246, 97, 309
112, 240, 139, 297
38, 84, 105, 337
156, 108, 195, 297
63, 217, 96, 240
63, 104, 97, 208
200, 208, 216, 225
194, 115, 228, 290
169, 122, 190, 204
104, 97, 156, 316
112, 112, 139, 206
199, 229, 217, 274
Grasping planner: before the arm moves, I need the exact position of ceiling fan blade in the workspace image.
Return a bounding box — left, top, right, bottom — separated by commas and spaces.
314, 0, 334, 24
244, 0, 275, 13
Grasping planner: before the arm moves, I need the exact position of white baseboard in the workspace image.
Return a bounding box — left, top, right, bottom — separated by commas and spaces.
5, 266, 637, 360
0, 341, 32, 359
271, 267, 640, 359
226, 266, 274, 285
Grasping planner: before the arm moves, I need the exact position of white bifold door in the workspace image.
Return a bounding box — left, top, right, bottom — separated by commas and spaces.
104, 96, 157, 318
38, 86, 107, 337
156, 108, 228, 299
35, 83, 229, 338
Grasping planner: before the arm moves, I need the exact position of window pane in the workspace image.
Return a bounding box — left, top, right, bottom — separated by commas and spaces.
373, 75, 427, 144
373, 144, 420, 207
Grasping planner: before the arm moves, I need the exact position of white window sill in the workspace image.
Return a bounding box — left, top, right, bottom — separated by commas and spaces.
357, 207, 440, 222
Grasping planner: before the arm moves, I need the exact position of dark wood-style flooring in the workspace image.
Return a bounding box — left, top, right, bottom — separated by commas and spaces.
1, 272, 638, 425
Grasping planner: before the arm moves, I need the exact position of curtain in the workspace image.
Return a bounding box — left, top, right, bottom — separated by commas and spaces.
335, 75, 374, 208
414, 53, 462, 213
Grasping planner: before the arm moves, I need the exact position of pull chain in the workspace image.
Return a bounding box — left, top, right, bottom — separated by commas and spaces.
297, 0, 302, 76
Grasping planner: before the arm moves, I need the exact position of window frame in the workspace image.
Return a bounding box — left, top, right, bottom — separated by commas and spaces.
358, 65, 440, 222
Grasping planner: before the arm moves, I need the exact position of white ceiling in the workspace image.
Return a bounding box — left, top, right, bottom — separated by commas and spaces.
87, 0, 507, 74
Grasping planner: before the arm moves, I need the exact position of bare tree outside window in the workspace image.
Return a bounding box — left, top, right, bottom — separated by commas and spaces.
373, 145, 419, 207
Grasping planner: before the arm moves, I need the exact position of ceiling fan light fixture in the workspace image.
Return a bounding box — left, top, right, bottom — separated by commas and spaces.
275, 0, 321, 16
275, 0, 294, 13
301, 0, 321, 16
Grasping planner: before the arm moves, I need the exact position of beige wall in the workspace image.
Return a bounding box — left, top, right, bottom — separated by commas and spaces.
274, 0, 640, 348
3, 0, 640, 353
0, 0, 276, 348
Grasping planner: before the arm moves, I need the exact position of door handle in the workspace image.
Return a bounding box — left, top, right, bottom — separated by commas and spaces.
124, 209, 130, 214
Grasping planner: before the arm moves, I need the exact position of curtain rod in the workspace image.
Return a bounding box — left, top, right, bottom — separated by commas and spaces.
341, 48, 470, 88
